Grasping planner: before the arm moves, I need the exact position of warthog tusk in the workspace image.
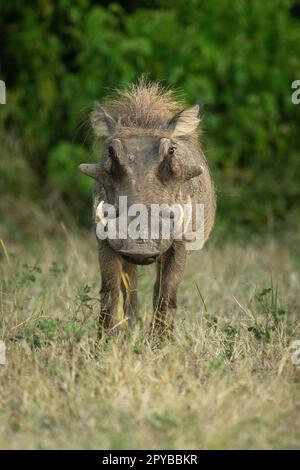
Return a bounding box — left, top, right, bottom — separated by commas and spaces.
176, 204, 184, 226
96, 200, 108, 226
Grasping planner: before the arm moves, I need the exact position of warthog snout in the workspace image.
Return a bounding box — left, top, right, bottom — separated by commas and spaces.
95, 201, 175, 263
118, 244, 161, 265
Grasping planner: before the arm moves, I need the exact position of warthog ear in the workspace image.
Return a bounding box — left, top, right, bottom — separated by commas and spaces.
167, 105, 200, 138
79, 163, 107, 182
170, 158, 203, 180
90, 102, 116, 137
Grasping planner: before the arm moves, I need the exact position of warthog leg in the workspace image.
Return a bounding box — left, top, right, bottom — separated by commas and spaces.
152, 241, 186, 337
121, 261, 138, 322
98, 241, 122, 336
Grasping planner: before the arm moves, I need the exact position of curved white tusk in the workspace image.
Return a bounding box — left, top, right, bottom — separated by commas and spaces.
176, 204, 184, 226
96, 200, 108, 227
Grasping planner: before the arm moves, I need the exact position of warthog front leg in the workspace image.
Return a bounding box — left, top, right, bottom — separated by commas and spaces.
121, 261, 138, 323
152, 241, 186, 336
98, 241, 122, 336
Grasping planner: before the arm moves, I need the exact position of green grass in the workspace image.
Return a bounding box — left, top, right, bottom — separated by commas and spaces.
0, 226, 300, 449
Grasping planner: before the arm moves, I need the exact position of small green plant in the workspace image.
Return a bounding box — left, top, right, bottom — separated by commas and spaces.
255, 286, 286, 326
203, 313, 218, 329
63, 319, 95, 341
247, 324, 269, 342
36, 318, 59, 341
75, 284, 97, 312
15, 263, 42, 287
247, 284, 286, 342
10, 316, 96, 348
223, 325, 239, 359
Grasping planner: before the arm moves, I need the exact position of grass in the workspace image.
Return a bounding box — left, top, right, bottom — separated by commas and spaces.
0, 225, 300, 449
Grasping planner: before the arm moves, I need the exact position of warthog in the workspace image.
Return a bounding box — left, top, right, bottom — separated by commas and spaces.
79, 80, 216, 336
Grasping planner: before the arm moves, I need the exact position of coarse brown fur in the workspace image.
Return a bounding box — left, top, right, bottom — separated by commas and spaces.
104, 79, 182, 131
80, 79, 216, 338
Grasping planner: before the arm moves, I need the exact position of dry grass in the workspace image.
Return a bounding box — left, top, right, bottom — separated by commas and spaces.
0, 226, 300, 449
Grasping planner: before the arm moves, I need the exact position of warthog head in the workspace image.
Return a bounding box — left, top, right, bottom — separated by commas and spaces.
79, 85, 203, 265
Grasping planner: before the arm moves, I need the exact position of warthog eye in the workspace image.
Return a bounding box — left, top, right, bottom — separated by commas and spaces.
168, 146, 175, 155
108, 145, 115, 156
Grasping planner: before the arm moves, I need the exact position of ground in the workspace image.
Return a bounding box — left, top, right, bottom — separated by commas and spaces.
0, 226, 299, 449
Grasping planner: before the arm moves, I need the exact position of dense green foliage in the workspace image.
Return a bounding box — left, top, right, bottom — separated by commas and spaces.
1, 0, 299, 233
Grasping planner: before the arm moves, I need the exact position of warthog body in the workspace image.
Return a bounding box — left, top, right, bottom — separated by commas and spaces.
79, 80, 216, 335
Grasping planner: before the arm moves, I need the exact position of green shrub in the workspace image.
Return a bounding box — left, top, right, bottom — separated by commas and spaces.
0, 0, 299, 233
0, 133, 38, 199
47, 141, 94, 198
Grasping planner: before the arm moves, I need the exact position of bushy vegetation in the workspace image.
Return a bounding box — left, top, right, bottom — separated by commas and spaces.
1, 0, 300, 234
